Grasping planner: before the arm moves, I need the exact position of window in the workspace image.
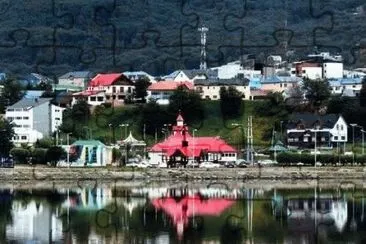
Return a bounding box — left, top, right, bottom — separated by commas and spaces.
21, 136, 27, 140
23, 125, 30, 128
334, 136, 338, 140
213, 95, 217, 99
284, 83, 287, 87
15, 117, 22, 120
341, 136, 345, 140
23, 117, 29, 120
7, 117, 14, 121
97, 97, 104, 102
118, 95, 124, 100
7, 109, 14, 112
112, 87, 116, 93
120, 87, 124, 93
90, 97, 96, 101
55, 118, 61, 121
128, 87, 131, 93
336, 124, 339, 130
303, 137, 308, 142
341, 125, 344, 130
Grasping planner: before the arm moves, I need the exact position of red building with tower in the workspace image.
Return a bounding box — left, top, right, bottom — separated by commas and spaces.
148, 113, 237, 167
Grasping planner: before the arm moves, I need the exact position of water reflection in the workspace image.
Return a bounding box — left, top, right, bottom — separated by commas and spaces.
0, 184, 366, 243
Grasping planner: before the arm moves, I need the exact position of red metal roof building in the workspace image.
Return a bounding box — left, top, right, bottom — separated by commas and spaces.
72, 73, 135, 106
148, 112, 237, 166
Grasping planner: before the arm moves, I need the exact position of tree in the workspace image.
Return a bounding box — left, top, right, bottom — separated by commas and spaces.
59, 100, 90, 138
302, 78, 331, 112
360, 77, 366, 107
0, 77, 24, 113
285, 85, 305, 110
139, 100, 170, 135
134, 78, 151, 102
0, 118, 14, 158
219, 86, 243, 118
46, 146, 66, 167
168, 85, 205, 124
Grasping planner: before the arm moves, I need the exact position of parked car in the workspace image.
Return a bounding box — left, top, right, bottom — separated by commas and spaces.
199, 161, 221, 168
257, 159, 277, 166
224, 161, 236, 168
187, 160, 199, 168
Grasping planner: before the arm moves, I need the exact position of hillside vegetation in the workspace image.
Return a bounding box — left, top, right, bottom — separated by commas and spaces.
0, 0, 365, 77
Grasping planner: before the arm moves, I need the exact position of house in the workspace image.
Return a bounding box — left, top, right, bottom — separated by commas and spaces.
162, 69, 217, 82
286, 113, 348, 149
147, 81, 194, 105
123, 71, 156, 83
56, 71, 94, 91
194, 79, 250, 100
260, 75, 303, 93
5, 98, 64, 145
148, 113, 237, 166
62, 140, 112, 167
72, 73, 134, 106
329, 78, 364, 97
295, 53, 344, 79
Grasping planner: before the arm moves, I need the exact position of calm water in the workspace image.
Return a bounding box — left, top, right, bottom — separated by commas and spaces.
1, 181, 366, 244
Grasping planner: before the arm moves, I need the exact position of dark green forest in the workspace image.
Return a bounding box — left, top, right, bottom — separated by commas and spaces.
0, 0, 365, 79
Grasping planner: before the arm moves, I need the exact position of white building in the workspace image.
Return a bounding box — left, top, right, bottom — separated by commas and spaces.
210, 61, 261, 79
5, 98, 64, 145
323, 62, 344, 79
6, 201, 63, 243
162, 69, 217, 82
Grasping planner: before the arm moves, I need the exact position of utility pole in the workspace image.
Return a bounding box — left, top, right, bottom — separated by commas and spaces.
247, 116, 254, 165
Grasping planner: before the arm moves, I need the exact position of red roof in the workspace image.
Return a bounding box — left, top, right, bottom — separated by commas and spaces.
148, 81, 194, 91
150, 131, 236, 156
88, 73, 124, 87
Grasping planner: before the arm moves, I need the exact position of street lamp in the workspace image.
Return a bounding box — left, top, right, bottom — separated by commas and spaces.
193, 129, 197, 162
232, 123, 245, 160
361, 129, 366, 155
350, 123, 358, 165
313, 126, 320, 168
108, 124, 113, 145
66, 132, 72, 168
119, 124, 129, 139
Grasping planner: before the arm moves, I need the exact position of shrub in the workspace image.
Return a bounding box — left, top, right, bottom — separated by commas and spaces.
10, 148, 30, 164
31, 148, 48, 164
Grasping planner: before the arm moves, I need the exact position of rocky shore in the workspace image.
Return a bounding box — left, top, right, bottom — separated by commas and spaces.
1, 165, 366, 182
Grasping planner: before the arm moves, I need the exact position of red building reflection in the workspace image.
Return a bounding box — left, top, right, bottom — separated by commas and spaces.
152, 194, 235, 239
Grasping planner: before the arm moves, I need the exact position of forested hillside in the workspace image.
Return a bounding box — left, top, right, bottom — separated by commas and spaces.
0, 0, 365, 78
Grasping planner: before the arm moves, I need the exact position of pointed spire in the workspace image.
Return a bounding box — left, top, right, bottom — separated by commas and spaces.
176, 110, 184, 122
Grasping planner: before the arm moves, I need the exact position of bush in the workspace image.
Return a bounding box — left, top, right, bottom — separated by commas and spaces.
10, 148, 30, 164
31, 148, 48, 164
277, 152, 357, 166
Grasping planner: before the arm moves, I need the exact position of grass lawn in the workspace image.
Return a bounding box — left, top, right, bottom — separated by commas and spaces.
61, 101, 275, 150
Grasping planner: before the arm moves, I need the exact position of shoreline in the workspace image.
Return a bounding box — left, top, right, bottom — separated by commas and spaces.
1, 165, 366, 182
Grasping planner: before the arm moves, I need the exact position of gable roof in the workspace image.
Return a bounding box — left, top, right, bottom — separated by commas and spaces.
148, 81, 194, 91
286, 113, 341, 129
164, 69, 217, 80
59, 71, 93, 80
8, 98, 52, 109
261, 76, 302, 84
88, 73, 131, 87
72, 140, 105, 146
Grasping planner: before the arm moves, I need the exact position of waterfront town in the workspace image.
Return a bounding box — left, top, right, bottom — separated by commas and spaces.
0, 51, 366, 168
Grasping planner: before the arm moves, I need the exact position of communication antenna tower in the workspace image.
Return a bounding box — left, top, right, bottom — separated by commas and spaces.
198, 26, 209, 70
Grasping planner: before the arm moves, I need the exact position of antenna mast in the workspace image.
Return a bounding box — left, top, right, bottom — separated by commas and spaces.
198, 26, 209, 70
